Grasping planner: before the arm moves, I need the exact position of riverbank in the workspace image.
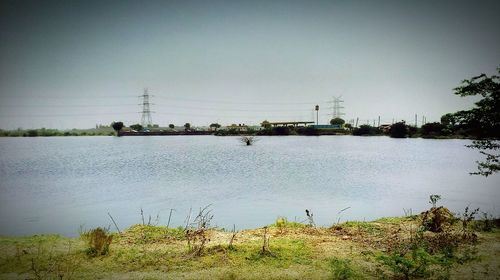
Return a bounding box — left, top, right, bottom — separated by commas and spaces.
1, 212, 498, 279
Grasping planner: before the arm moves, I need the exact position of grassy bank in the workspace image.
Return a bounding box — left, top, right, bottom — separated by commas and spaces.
0, 211, 499, 280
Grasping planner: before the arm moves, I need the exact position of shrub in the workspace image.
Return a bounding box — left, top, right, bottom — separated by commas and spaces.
240, 136, 257, 146
420, 206, 455, 232
272, 126, 291, 135
273, 217, 305, 234
329, 257, 358, 280
352, 125, 381, 136
25, 130, 38, 137
389, 122, 408, 138
80, 227, 113, 257
429, 194, 441, 208
421, 122, 446, 137
296, 126, 319, 136
377, 247, 434, 279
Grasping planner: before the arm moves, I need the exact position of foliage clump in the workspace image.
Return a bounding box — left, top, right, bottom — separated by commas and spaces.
80, 227, 113, 257
273, 217, 305, 234
420, 206, 455, 233
111, 121, 124, 136
330, 118, 346, 126
329, 257, 358, 280
352, 125, 382, 136
240, 136, 257, 146
389, 122, 408, 138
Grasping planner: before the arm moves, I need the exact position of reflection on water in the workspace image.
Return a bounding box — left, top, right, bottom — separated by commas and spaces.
0, 136, 498, 236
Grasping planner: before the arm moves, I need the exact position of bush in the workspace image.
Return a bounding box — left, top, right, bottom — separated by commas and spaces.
129, 124, 143, 131
329, 257, 358, 279
420, 207, 455, 233
389, 122, 408, 138
272, 126, 291, 135
378, 247, 434, 279
80, 227, 113, 257
25, 130, 38, 137
352, 125, 381, 136
273, 217, 305, 233
421, 122, 446, 138
330, 118, 346, 126
296, 126, 319, 136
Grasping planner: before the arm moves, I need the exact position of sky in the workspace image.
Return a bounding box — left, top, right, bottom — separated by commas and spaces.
0, 0, 499, 129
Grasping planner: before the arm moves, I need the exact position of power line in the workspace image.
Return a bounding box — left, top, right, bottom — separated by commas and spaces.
2, 94, 329, 105
154, 96, 325, 105
0, 112, 138, 118
0, 104, 139, 108
156, 112, 313, 119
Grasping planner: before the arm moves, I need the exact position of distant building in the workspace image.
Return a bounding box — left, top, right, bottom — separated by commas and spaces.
379, 124, 391, 133
263, 121, 315, 127
226, 124, 248, 132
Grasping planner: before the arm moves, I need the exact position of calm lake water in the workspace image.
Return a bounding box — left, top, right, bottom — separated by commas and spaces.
0, 136, 499, 236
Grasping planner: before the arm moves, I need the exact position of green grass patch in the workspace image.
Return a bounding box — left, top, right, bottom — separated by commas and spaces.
269, 217, 307, 231
242, 238, 313, 267
119, 224, 185, 244
329, 257, 361, 280
375, 215, 417, 224
338, 221, 383, 235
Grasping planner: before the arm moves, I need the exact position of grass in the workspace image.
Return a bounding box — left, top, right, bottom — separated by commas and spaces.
0, 216, 499, 279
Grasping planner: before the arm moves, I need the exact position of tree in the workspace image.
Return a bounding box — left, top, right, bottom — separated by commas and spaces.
210, 123, 221, 131
453, 68, 500, 176
344, 123, 353, 130
261, 120, 271, 129
111, 122, 124, 136
184, 123, 191, 131
129, 124, 143, 131
330, 118, 345, 126
26, 129, 38, 137
169, 124, 175, 129
272, 126, 290, 135
440, 113, 459, 135
440, 113, 457, 127
352, 125, 381, 136
420, 122, 446, 137
389, 122, 407, 138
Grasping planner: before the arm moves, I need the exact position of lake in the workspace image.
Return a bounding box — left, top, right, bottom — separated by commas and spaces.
0, 136, 498, 237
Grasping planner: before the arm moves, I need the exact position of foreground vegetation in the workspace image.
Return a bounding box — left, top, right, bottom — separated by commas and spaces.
0, 205, 498, 279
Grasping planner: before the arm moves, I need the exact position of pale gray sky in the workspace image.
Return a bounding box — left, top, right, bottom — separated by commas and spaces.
1, 0, 499, 129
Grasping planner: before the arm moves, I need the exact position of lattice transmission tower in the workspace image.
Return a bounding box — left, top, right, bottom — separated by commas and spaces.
139, 88, 154, 127
327, 96, 345, 119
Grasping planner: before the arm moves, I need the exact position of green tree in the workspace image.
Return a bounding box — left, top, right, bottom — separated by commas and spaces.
184, 123, 191, 131
389, 122, 408, 138
453, 68, 499, 176
129, 124, 143, 131
330, 118, 345, 126
169, 124, 175, 129
440, 113, 459, 135
420, 122, 446, 137
26, 129, 38, 137
440, 113, 457, 127
111, 122, 124, 136
210, 123, 221, 131
352, 125, 380, 136
261, 120, 271, 129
